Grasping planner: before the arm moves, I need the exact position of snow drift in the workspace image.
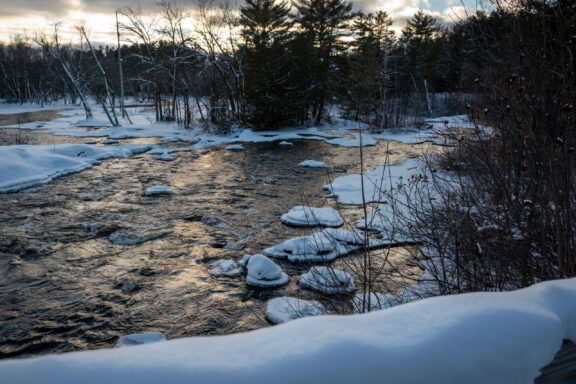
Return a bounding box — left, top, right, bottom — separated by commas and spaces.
0, 278, 574, 384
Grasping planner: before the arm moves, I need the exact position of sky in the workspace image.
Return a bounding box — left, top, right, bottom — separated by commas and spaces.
0, 0, 477, 44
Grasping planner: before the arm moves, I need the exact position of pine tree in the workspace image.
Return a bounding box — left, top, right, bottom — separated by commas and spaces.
294, 0, 352, 124
239, 0, 295, 128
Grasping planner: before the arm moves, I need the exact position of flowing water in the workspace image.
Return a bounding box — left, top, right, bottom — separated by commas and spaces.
0, 113, 431, 359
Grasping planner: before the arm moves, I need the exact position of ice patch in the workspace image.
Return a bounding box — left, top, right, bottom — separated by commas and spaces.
278, 141, 293, 147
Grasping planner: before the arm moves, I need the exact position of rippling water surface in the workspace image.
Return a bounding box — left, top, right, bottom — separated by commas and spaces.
0, 115, 432, 359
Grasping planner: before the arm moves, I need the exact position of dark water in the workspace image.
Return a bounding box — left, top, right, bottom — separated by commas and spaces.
0, 130, 429, 359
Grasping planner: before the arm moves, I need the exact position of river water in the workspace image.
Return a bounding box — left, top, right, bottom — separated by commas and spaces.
0, 111, 430, 359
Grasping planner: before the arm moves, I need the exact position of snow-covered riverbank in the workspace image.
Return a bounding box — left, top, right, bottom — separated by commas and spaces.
0, 277, 574, 384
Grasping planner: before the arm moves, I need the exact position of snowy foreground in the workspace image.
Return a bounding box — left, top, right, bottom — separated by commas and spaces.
1, 278, 574, 384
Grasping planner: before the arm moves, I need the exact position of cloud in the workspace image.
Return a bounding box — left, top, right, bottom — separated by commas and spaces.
0, 0, 74, 17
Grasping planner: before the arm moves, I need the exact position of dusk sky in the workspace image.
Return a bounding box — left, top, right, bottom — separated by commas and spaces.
0, 0, 477, 44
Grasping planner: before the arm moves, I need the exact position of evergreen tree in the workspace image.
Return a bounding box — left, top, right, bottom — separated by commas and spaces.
239, 0, 295, 128
294, 0, 352, 123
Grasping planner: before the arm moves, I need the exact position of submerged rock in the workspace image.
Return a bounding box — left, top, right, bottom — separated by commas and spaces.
144, 185, 172, 196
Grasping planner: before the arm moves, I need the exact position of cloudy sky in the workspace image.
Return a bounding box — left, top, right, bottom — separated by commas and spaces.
0, 0, 475, 44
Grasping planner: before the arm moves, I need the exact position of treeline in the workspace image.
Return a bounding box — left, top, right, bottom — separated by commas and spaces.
0, 0, 568, 133
0, 0, 470, 131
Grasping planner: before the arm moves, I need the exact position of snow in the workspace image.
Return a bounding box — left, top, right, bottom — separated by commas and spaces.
208, 259, 241, 277
75, 118, 111, 127
225, 144, 246, 152
324, 158, 420, 205
116, 332, 166, 348
298, 159, 327, 169
144, 185, 172, 196
299, 266, 356, 294
281, 206, 344, 227
0, 278, 575, 384
0, 102, 73, 115
266, 297, 327, 324
0, 144, 152, 193
263, 229, 388, 262
245, 254, 289, 288
278, 141, 293, 147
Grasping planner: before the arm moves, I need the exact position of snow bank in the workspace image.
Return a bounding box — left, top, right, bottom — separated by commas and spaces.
0, 144, 152, 193
324, 158, 420, 205
298, 160, 327, 168
245, 254, 289, 288
0, 278, 574, 384
0, 102, 72, 115
281, 206, 344, 227
299, 266, 356, 294
144, 185, 172, 196
116, 332, 166, 348
266, 297, 327, 324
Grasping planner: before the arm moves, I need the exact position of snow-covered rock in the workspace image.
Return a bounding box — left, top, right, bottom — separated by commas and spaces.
299, 266, 355, 294
266, 297, 327, 324
1, 278, 575, 384
208, 259, 241, 277
0, 144, 152, 193
263, 229, 386, 262
281, 206, 344, 227
144, 185, 172, 196
225, 144, 246, 152
298, 160, 327, 169
115, 332, 166, 348
246, 254, 289, 288
278, 141, 293, 147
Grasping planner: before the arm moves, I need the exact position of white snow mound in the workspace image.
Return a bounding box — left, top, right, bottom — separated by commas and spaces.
209, 259, 241, 277
246, 254, 289, 288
